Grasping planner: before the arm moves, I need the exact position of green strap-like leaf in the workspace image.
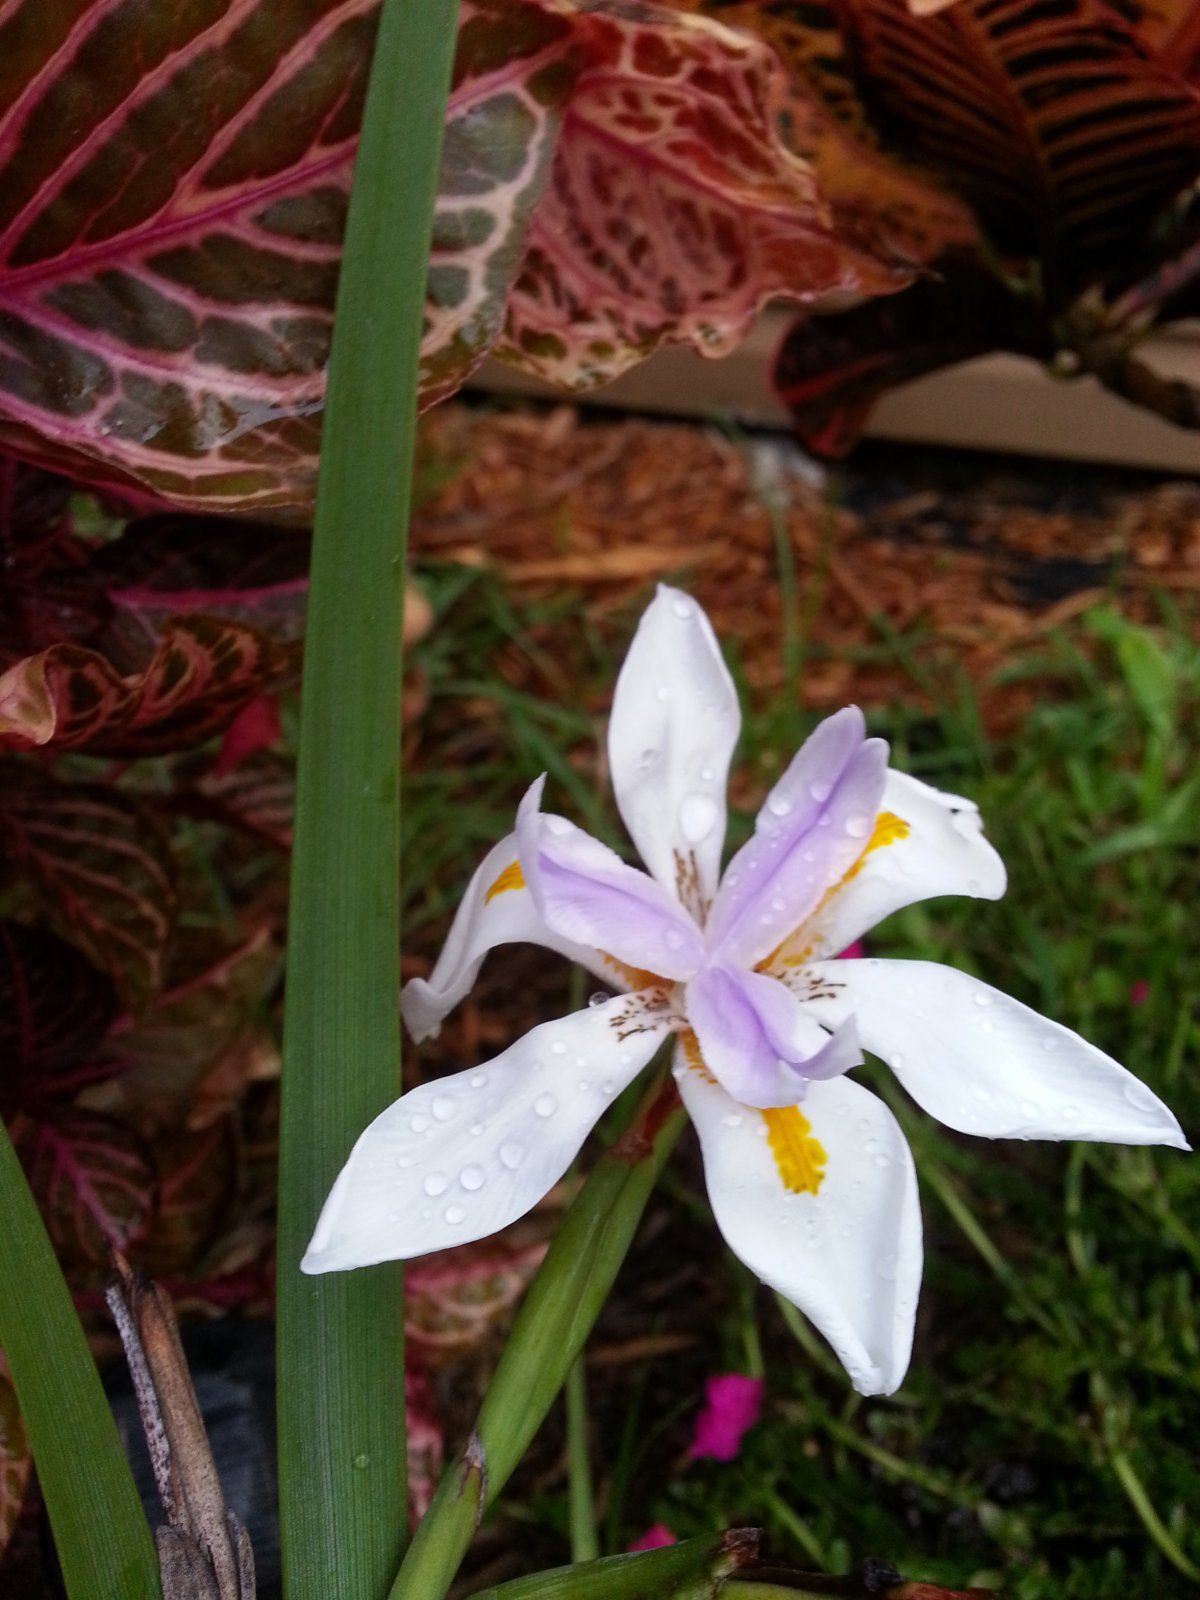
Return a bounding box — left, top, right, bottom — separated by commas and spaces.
0, 1121, 160, 1600
274, 2, 461, 1597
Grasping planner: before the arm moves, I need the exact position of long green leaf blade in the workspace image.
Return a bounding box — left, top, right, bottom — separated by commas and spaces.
0, 1124, 159, 1600
275, 3, 460, 1597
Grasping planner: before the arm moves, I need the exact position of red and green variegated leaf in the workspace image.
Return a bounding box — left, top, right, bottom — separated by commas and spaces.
0, 616, 286, 757
0, 0, 575, 512
0, 773, 177, 1008
494, 0, 910, 389
194, 749, 295, 848
404, 1363, 445, 1529
774, 256, 1052, 455
0, 1375, 30, 1563
0, 921, 118, 1112
0, 460, 112, 667
19, 1111, 156, 1270
89, 515, 312, 660
662, 1, 980, 266
137, 1120, 238, 1277
789, 0, 1200, 294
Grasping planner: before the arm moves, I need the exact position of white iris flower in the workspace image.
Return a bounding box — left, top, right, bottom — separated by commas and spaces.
303, 587, 1188, 1395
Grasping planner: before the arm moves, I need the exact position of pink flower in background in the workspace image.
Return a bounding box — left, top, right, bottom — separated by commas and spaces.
628, 1524, 677, 1551
837, 940, 866, 960
688, 1373, 764, 1462
1129, 980, 1150, 1008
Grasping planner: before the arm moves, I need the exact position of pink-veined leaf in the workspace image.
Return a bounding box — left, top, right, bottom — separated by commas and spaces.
137, 1120, 238, 1277
0, 1376, 30, 1564
0, 1, 903, 510
493, 0, 910, 389
0, 616, 286, 758
0, 0, 576, 511
0, 772, 177, 1008
19, 1111, 156, 1269
0, 920, 118, 1110
404, 1362, 445, 1529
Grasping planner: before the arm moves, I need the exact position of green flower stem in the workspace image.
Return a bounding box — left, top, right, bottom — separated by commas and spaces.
387, 1075, 686, 1600
0, 1123, 159, 1600
462, 1532, 757, 1599
274, 3, 459, 1598
565, 1356, 599, 1562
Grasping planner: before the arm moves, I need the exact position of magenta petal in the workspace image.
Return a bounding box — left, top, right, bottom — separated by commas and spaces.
709, 708, 888, 968
628, 1524, 678, 1551
837, 939, 866, 960
688, 1374, 764, 1462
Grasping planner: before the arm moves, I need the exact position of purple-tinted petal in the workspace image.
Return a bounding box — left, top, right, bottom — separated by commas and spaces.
709, 709, 888, 968
688, 1374, 764, 1462
516, 778, 705, 981
684, 964, 860, 1108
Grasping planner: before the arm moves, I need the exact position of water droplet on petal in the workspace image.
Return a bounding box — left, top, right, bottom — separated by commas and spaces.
460, 1165, 484, 1191
588, 991, 609, 1008
723, 1112, 743, 1127
655, 684, 671, 703
664, 928, 685, 951
444, 1204, 466, 1225
845, 813, 870, 839
534, 1093, 558, 1118
809, 778, 832, 803
470, 1072, 488, 1088
679, 793, 719, 843
423, 1172, 448, 1197
409, 1115, 429, 1134
767, 792, 793, 818
432, 1096, 455, 1122
551, 1040, 568, 1056
500, 1142, 524, 1169
671, 597, 693, 619
700, 765, 716, 783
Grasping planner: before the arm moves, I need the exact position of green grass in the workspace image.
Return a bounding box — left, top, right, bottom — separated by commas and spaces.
401, 558, 1200, 1600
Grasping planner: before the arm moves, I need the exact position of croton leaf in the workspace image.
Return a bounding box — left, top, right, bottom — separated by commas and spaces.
662, 0, 980, 267
0, 616, 286, 758
494, 0, 910, 389
0, 772, 177, 1008
137, 1120, 238, 1278
0, 920, 118, 1111
774, 256, 1052, 455
0, 0, 903, 510
90, 514, 312, 655
0, 1375, 30, 1563
758, 0, 1200, 297
19, 1110, 156, 1269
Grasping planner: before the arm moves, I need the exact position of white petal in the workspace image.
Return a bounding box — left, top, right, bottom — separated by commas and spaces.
766, 770, 1006, 968
678, 1058, 922, 1396
400, 830, 615, 1043
608, 586, 739, 912
805, 959, 1190, 1149
303, 998, 668, 1273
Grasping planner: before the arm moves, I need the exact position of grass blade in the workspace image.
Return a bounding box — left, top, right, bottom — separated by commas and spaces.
0, 1123, 159, 1599
274, 3, 460, 1596
462, 1532, 758, 1599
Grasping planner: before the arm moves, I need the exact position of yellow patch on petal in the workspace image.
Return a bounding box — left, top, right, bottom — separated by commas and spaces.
484, 860, 525, 902
768, 809, 911, 970
762, 1106, 827, 1195
678, 1029, 716, 1084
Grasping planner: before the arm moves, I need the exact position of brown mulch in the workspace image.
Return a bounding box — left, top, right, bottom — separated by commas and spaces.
412, 404, 1200, 734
